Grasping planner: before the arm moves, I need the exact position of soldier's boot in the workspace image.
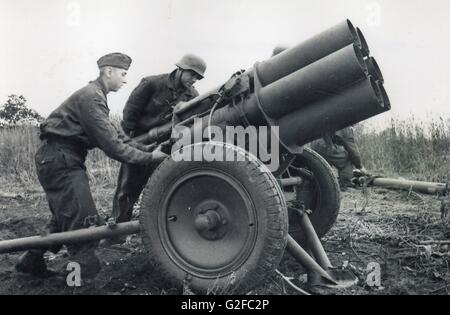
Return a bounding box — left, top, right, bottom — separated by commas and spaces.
338, 179, 352, 192
15, 250, 58, 278
339, 164, 355, 192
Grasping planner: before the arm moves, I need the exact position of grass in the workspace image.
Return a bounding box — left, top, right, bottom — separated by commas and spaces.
1, 116, 450, 188
355, 117, 450, 182
0, 125, 119, 188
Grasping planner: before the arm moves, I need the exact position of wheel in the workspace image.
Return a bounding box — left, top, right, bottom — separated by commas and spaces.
284, 147, 340, 243
139, 142, 288, 294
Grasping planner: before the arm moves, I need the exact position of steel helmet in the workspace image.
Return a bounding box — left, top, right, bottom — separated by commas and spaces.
176, 54, 207, 79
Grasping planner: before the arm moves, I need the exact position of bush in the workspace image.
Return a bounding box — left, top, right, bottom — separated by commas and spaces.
355, 117, 450, 182
0, 95, 43, 126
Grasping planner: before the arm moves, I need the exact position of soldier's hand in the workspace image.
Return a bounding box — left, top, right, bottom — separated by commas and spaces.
142, 143, 157, 152
360, 166, 368, 175
150, 146, 169, 162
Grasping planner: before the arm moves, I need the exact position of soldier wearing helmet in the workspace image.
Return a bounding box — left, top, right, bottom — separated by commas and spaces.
109, 54, 207, 237
119, 53, 205, 136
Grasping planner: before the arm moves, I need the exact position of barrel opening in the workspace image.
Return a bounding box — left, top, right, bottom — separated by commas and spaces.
357, 28, 370, 56
353, 44, 369, 75
376, 82, 391, 110
346, 19, 361, 47
367, 57, 384, 84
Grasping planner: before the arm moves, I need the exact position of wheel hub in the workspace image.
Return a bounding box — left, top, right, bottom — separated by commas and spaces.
159, 170, 258, 277
194, 203, 229, 240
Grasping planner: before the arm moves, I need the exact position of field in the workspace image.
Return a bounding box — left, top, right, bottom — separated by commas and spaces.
0, 118, 449, 295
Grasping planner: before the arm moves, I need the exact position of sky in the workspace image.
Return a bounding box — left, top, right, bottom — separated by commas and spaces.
1, 0, 450, 127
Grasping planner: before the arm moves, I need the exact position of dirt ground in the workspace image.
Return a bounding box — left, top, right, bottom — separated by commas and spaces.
0, 176, 449, 295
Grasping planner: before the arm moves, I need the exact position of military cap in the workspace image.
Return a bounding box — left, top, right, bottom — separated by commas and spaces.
97, 53, 132, 70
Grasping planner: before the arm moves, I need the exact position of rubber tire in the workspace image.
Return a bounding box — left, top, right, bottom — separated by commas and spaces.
139, 142, 288, 294
288, 148, 340, 243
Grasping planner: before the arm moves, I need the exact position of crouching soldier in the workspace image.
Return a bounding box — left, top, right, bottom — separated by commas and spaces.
310, 127, 364, 191
111, 54, 206, 232
15, 53, 167, 278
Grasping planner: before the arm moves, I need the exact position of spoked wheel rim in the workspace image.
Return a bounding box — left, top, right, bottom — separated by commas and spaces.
159, 168, 258, 278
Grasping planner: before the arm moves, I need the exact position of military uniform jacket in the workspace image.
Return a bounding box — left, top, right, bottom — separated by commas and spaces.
332, 127, 363, 169
121, 72, 199, 135
40, 78, 152, 164
310, 127, 363, 169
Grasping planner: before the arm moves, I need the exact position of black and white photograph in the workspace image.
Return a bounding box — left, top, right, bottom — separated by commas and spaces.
0, 0, 449, 298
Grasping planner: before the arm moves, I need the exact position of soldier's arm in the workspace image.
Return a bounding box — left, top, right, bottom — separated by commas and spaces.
116, 126, 156, 152
340, 128, 363, 169
322, 132, 337, 155
122, 78, 155, 133
190, 88, 200, 99
79, 95, 160, 164
323, 133, 334, 147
